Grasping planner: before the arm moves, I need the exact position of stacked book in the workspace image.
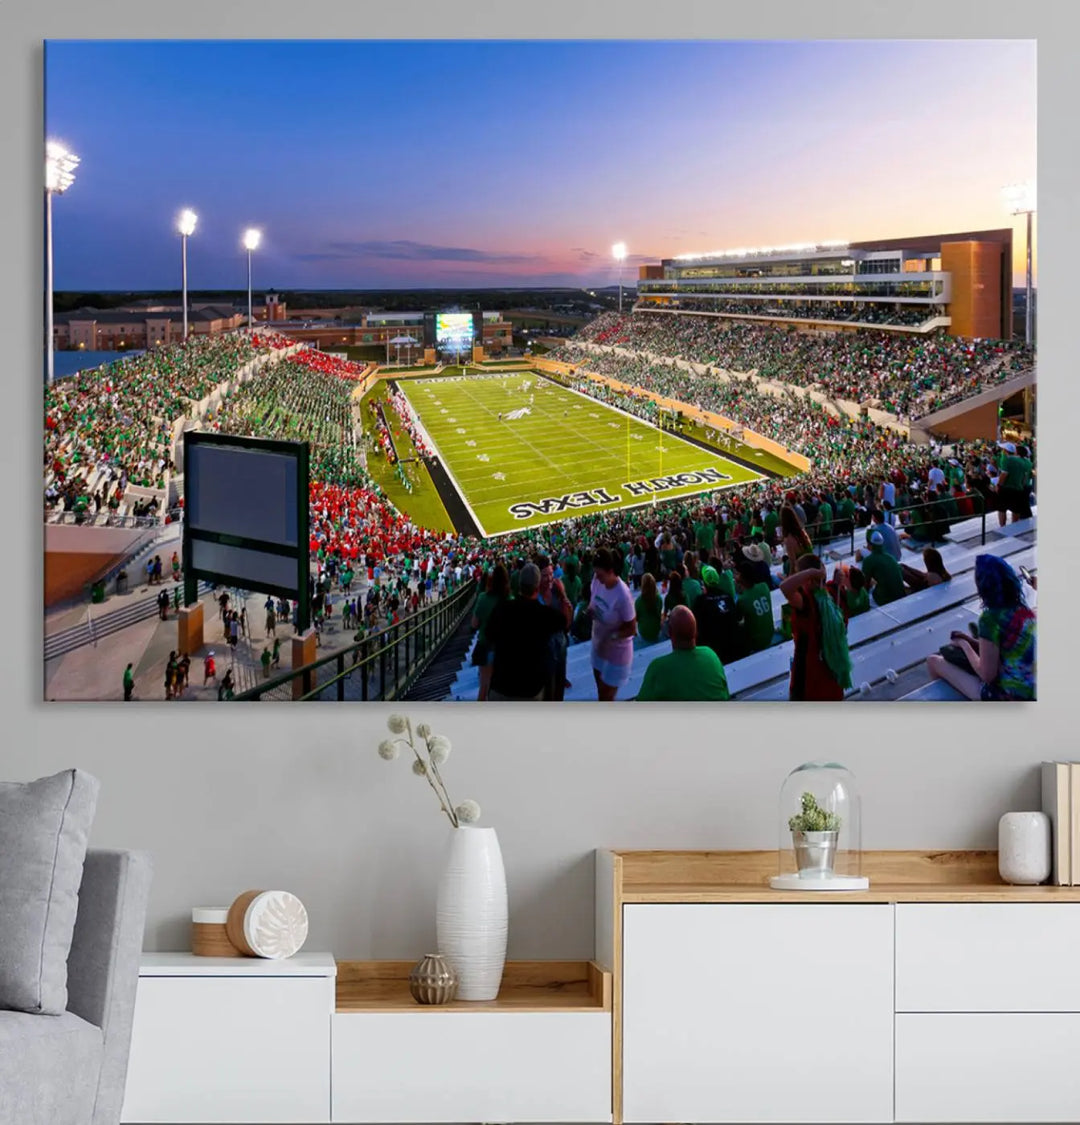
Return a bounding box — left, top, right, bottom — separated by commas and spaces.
1041, 761, 1080, 885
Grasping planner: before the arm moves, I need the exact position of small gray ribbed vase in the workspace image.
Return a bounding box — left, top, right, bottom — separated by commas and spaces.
409, 953, 458, 1005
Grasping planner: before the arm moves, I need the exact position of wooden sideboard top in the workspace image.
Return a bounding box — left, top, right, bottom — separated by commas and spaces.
601, 850, 1080, 903
335, 960, 611, 1013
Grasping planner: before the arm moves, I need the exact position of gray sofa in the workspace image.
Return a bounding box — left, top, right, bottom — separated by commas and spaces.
0, 850, 153, 1125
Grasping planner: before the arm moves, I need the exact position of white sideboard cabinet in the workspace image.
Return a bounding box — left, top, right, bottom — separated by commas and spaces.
120, 953, 336, 1124
331, 960, 612, 1124
598, 850, 1080, 1125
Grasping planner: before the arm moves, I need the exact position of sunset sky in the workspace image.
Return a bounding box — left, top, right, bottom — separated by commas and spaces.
45, 39, 1037, 291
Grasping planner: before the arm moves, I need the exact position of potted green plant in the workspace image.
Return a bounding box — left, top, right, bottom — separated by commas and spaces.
788, 792, 842, 876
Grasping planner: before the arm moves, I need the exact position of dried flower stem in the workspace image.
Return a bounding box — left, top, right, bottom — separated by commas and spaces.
393, 721, 458, 827
425, 743, 459, 828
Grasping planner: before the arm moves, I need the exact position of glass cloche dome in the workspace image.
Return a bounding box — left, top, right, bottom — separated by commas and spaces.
770, 762, 868, 891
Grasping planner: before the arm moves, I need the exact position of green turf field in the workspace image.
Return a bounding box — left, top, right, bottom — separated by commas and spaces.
400, 373, 769, 536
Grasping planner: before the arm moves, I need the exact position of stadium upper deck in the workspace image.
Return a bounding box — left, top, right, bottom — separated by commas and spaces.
636, 228, 1013, 340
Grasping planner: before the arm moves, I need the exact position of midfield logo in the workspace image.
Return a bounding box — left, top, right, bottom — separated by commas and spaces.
507, 467, 732, 520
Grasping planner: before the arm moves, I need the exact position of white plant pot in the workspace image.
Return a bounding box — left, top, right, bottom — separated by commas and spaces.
436, 825, 508, 1001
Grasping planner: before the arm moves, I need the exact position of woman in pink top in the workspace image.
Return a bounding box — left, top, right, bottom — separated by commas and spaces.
588, 547, 638, 701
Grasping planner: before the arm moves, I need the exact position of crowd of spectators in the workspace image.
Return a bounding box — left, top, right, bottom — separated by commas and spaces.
288, 347, 372, 382
661, 298, 937, 328
44, 333, 272, 516
209, 360, 366, 486
565, 310, 1035, 418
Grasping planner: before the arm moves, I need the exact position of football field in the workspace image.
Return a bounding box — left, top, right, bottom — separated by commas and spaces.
399, 373, 769, 536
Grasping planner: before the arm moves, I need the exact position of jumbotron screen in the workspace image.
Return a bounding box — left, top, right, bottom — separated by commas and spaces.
435, 312, 475, 351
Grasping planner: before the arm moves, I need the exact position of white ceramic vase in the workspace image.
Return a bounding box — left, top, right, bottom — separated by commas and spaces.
435, 825, 507, 1001
998, 811, 1051, 885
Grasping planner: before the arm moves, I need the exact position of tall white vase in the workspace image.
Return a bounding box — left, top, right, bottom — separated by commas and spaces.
436, 825, 508, 1001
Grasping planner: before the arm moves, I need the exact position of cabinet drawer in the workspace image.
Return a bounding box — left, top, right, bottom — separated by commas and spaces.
121, 976, 332, 1123
896, 904, 1080, 1011
896, 1013, 1080, 1122
332, 1011, 611, 1123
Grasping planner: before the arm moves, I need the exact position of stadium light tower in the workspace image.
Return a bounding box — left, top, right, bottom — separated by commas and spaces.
1002, 181, 1035, 346
177, 209, 198, 342
612, 241, 628, 314
45, 141, 80, 385
242, 228, 262, 333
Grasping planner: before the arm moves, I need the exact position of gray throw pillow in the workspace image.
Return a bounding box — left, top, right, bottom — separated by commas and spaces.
0, 769, 100, 1014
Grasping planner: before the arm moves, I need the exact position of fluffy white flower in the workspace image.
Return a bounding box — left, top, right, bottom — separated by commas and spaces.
416, 723, 432, 739
430, 744, 449, 766
412, 759, 428, 776
455, 800, 481, 824
387, 713, 409, 735
429, 735, 452, 758
377, 739, 399, 761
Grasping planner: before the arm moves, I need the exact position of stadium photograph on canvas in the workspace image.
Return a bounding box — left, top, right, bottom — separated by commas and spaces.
42, 39, 1036, 702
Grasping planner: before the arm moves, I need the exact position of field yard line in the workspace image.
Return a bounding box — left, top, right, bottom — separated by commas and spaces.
444, 379, 668, 474
541, 372, 750, 466
398, 383, 490, 538
453, 379, 578, 479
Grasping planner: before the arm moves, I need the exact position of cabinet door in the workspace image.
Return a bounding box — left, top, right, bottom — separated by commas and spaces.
121, 976, 332, 1123
896, 904, 1080, 1012
896, 1013, 1080, 1122
622, 903, 893, 1123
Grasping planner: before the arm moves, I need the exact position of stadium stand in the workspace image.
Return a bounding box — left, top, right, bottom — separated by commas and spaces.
565, 310, 1034, 419
44, 305, 1036, 702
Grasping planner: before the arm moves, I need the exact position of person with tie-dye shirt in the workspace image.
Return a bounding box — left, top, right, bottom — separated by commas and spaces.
927, 555, 1035, 700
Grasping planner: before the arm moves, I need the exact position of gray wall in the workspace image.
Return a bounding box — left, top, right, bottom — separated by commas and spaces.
10, 725, 1066, 957
6, 4, 1076, 962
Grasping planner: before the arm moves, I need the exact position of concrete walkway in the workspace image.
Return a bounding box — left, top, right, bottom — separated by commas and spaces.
44, 567, 449, 702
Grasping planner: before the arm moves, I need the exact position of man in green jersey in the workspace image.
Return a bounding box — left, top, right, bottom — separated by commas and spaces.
735, 558, 776, 654
860, 532, 907, 606
996, 441, 1033, 525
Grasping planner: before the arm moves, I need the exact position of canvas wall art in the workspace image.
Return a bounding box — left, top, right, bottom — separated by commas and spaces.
43, 38, 1037, 702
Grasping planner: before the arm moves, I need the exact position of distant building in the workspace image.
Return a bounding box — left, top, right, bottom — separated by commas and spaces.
53, 303, 245, 351
52, 295, 513, 354
637, 228, 1014, 339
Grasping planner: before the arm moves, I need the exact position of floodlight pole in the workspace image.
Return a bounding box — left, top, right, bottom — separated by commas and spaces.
45, 188, 55, 385
1025, 209, 1033, 346
612, 242, 628, 315
181, 232, 190, 341
247, 248, 253, 334
44, 143, 79, 384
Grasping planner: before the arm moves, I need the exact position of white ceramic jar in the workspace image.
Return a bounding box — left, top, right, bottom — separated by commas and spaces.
998, 811, 1051, 885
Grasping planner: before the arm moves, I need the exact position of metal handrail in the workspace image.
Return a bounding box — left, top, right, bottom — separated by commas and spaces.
44, 509, 162, 529
233, 580, 478, 702
804, 491, 988, 559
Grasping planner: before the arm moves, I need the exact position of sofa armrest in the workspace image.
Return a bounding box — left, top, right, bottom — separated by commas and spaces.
66, 849, 152, 1125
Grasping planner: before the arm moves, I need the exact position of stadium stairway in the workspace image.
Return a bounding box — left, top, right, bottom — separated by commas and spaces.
44, 579, 216, 663
404, 609, 485, 702
441, 518, 1035, 703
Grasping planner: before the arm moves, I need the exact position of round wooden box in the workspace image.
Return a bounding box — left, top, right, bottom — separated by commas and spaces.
226, 889, 309, 959
191, 906, 242, 957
